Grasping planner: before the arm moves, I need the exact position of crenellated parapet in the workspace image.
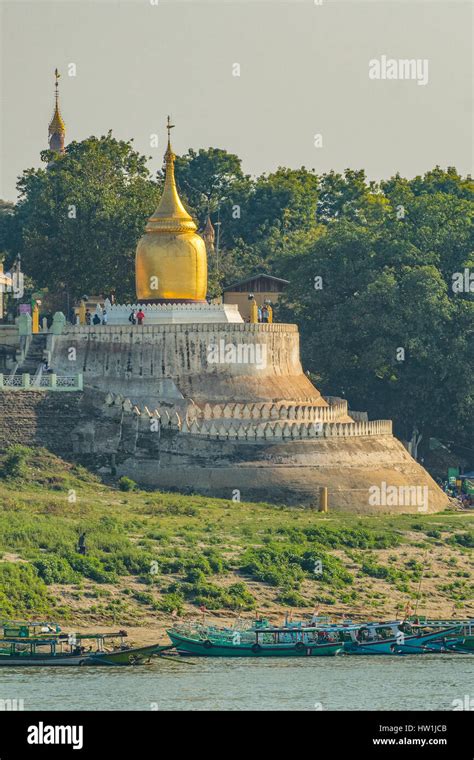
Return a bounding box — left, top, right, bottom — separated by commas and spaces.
176, 417, 393, 440
103, 392, 182, 432
101, 392, 389, 441
196, 399, 348, 422
62, 322, 300, 337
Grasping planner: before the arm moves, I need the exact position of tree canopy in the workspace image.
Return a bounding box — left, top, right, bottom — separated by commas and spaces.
2, 134, 158, 306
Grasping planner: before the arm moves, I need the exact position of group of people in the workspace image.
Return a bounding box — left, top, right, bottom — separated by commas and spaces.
439, 479, 473, 507
128, 309, 145, 325
76, 301, 148, 326
83, 307, 145, 325
257, 304, 272, 323
84, 309, 108, 326
248, 298, 273, 324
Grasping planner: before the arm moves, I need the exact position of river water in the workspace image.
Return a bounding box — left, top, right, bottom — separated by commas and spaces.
1, 655, 472, 711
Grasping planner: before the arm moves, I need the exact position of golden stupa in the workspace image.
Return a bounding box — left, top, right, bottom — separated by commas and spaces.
135, 117, 207, 302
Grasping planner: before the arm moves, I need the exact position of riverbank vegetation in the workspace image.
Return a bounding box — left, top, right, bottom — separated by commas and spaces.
0, 447, 472, 628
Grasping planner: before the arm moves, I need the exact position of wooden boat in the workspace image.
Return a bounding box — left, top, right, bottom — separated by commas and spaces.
280, 615, 472, 656
0, 631, 171, 666
406, 618, 474, 653
167, 623, 342, 657
342, 623, 464, 655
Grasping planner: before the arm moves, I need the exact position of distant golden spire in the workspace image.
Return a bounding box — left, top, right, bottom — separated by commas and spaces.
48, 69, 66, 155
145, 116, 196, 233
48, 69, 66, 136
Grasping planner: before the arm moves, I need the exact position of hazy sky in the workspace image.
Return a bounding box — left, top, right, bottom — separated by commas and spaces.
1, 0, 472, 201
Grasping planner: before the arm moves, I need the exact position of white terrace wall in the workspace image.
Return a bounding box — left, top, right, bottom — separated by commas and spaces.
50, 323, 324, 403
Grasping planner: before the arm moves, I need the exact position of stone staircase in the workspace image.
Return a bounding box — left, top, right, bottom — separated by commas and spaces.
17, 335, 47, 374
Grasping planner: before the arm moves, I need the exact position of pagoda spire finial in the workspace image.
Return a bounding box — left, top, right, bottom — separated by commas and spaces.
145, 117, 195, 232
166, 114, 175, 142
48, 68, 66, 155
165, 114, 176, 164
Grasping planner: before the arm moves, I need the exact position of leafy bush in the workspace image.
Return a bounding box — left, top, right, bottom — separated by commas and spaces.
0, 445, 33, 480
240, 544, 353, 589
240, 545, 305, 588
360, 561, 416, 592
66, 553, 116, 583
300, 551, 353, 587
133, 591, 154, 605
33, 556, 80, 584
118, 476, 137, 492
276, 590, 311, 607
153, 592, 184, 614
185, 568, 207, 583
0, 563, 53, 616
99, 548, 155, 576
192, 581, 255, 611
448, 532, 474, 549
274, 525, 400, 550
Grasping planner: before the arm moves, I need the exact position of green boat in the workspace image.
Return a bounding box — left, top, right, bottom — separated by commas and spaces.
342, 623, 464, 655
0, 630, 171, 666
414, 618, 474, 650
167, 623, 342, 657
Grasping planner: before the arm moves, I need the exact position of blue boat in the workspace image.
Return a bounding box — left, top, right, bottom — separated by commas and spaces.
343, 624, 464, 655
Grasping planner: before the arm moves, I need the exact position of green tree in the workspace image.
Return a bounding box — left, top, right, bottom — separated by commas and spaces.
174, 147, 249, 222
278, 214, 473, 455
4, 133, 158, 307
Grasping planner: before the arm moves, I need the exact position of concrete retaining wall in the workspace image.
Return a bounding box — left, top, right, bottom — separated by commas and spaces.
49, 323, 322, 403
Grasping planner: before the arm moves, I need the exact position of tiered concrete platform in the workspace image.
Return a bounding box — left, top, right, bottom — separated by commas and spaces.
39, 320, 448, 513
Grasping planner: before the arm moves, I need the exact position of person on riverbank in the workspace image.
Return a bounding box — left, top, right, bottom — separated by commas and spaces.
77, 532, 87, 555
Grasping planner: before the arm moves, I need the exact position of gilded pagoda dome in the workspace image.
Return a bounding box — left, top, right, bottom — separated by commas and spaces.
135, 118, 207, 303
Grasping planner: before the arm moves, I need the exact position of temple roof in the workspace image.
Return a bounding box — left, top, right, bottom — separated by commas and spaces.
223, 273, 290, 292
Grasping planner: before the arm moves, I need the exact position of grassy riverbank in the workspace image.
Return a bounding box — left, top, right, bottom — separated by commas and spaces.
0, 447, 472, 646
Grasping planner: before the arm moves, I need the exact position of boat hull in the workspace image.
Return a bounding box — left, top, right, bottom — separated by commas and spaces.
0, 644, 168, 667
344, 626, 463, 655
167, 631, 342, 657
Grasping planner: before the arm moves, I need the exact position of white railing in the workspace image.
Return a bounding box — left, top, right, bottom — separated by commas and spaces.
55, 376, 80, 388
2, 375, 22, 387
0, 373, 83, 391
